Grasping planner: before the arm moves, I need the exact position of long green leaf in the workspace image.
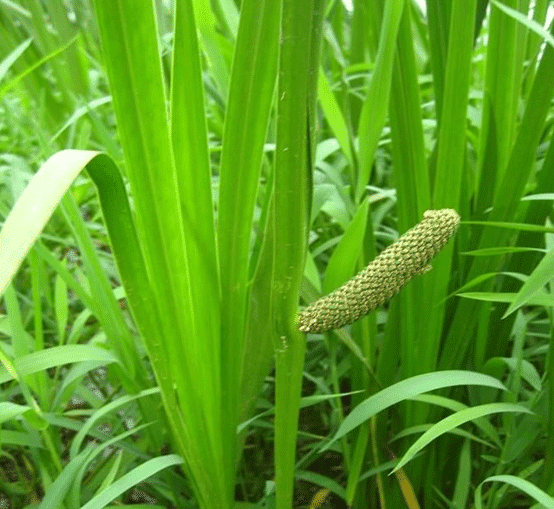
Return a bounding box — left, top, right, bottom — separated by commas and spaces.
216, 0, 281, 489
504, 248, 554, 317
273, 0, 319, 506
92, 1, 228, 505
356, 0, 405, 201
475, 475, 554, 509
79, 455, 183, 509
393, 403, 532, 472
327, 371, 505, 445
441, 27, 554, 368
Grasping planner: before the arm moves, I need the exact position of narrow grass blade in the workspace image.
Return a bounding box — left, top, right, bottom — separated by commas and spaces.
440, 27, 554, 369
191, 0, 229, 95
426, 0, 452, 121
463, 221, 554, 234
393, 403, 532, 472
297, 470, 346, 501
425, 0, 477, 373
433, 0, 477, 202
0, 34, 79, 100
503, 248, 554, 318
0, 345, 120, 384
37, 448, 91, 509
317, 67, 354, 168
0, 402, 30, 423
79, 455, 183, 509
51, 96, 112, 142
69, 387, 160, 460
0, 37, 31, 79
356, 0, 405, 201
475, 475, 554, 509
327, 371, 505, 446
452, 439, 471, 509
68, 423, 154, 507
490, 0, 554, 48
457, 292, 554, 307
386, 6, 432, 424
392, 462, 420, 509
323, 198, 369, 293
0, 149, 161, 384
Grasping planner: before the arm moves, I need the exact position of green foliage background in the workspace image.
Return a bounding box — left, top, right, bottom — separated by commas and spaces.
0, 0, 554, 508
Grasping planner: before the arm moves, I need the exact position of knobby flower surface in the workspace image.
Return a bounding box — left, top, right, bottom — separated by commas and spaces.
297, 209, 460, 333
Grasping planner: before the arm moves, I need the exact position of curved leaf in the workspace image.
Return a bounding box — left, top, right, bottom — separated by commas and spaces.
475, 475, 554, 509
504, 247, 554, 318
0, 345, 120, 384
78, 455, 183, 509
0, 150, 99, 295
326, 371, 506, 447
394, 403, 532, 472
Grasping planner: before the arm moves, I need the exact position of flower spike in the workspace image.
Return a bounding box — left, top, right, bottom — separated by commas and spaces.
297, 209, 460, 333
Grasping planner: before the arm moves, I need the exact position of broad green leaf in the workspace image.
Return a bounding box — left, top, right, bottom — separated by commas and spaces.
216, 0, 281, 483
433, 0, 476, 207
92, 1, 230, 504
0, 429, 43, 448
172, 0, 218, 343
426, 0, 451, 121
0, 150, 98, 295
0, 149, 156, 382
